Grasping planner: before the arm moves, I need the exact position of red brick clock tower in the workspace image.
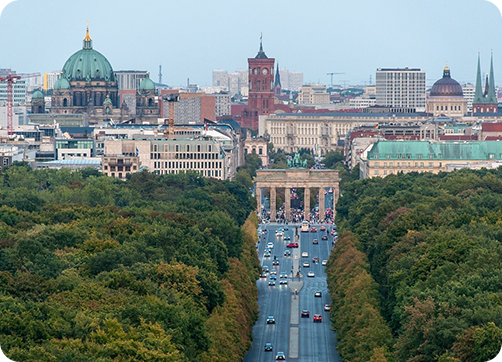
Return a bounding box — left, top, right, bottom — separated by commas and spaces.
242, 39, 275, 130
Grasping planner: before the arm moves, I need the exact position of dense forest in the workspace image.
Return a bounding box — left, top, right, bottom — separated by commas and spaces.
0, 164, 260, 361
327, 168, 502, 361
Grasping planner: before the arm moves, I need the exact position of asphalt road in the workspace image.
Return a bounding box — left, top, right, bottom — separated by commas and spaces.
244, 223, 341, 362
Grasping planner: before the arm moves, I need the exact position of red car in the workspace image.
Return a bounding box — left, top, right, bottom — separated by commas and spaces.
286, 242, 299, 248
313, 314, 322, 323
312, 257, 319, 263
320, 226, 326, 231
310, 227, 317, 232
312, 239, 319, 244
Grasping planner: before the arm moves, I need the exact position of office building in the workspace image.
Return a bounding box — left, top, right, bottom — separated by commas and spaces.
115, 70, 150, 91
298, 84, 330, 104
376, 68, 426, 111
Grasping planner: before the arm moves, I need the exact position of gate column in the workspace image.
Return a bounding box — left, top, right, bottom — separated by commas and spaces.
319, 187, 325, 222
304, 187, 310, 221
255, 185, 262, 217
285, 187, 291, 221
270, 187, 277, 222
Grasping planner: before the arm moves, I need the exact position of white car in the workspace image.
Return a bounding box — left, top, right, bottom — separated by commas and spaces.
267, 242, 274, 249
303, 262, 310, 268
301, 251, 309, 258
307, 271, 315, 277
321, 260, 328, 266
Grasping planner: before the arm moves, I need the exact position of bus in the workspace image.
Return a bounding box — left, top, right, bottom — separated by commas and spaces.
301, 221, 309, 232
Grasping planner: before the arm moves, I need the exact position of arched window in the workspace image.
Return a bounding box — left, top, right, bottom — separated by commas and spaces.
148, 98, 153, 107
186, 145, 190, 152
63, 98, 68, 107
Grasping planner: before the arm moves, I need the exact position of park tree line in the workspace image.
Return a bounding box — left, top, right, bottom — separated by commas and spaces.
0, 163, 260, 361
329, 168, 502, 362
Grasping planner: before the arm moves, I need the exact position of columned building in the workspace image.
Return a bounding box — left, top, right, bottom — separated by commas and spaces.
426, 65, 467, 118
254, 169, 340, 222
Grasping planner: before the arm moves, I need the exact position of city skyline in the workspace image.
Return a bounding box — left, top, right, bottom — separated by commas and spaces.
0, 0, 502, 88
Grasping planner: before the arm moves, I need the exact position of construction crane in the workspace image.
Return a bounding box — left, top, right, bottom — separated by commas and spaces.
0, 72, 40, 135
326, 72, 345, 88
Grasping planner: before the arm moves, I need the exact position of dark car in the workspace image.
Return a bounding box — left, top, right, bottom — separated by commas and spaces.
312, 257, 319, 263
312, 238, 319, 244
313, 314, 322, 323
267, 316, 275, 324
284, 249, 291, 256
265, 343, 273, 351
301, 309, 310, 318
321, 235, 328, 240
310, 227, 317, 232
272, 259, 279, 265
320, 226, 326, 231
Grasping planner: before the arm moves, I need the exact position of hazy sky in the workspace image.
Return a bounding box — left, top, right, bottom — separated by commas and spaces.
0, 0, 501, 88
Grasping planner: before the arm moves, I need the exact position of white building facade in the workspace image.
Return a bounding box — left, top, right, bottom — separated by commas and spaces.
376, 68, 426, 111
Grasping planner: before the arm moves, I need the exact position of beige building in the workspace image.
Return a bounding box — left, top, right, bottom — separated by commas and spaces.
359, 140, 502, 179
426, 66, 467, 118
244, 137, 269, 166
103, 138, 229, 180
298, 84, 330, 105
261, 112, 431, 155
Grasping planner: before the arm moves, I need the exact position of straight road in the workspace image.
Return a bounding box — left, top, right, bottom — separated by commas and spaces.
244, 223, 341, 362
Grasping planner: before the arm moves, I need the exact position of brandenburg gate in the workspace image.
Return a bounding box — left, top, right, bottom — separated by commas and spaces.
254, 169, 340, 222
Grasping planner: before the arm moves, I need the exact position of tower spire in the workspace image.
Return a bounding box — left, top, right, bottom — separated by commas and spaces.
474, 52, 484, 104
255, 33, 268, 59
83, 21, 92, 49
488, 50, 497, 103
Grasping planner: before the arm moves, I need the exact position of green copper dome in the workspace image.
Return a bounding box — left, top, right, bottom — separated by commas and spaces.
61, 27, 115, 82
32, 90, 44, 99
139, 77, 155, 91
53, 78, 71, 90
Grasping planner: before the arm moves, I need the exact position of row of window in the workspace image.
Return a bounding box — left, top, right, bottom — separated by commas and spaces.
150, 152, 219, 160
436, 105, 463, 111
153, 161, 222, 169
155, 169, 221, 178
373, 161, 436, 168
153, 144, 213, 153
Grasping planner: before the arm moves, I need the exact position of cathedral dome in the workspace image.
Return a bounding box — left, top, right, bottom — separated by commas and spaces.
139, 77, 155, 91
430, 65, 463, 97
53, 77, 70, 90
32, 90, 44, 99
61, 27, 115, 82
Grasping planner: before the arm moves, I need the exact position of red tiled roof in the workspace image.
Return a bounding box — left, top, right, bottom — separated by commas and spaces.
482, 122, 502, 132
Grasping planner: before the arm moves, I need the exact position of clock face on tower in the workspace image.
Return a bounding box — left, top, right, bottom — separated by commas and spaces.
262, 68, 268, 75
